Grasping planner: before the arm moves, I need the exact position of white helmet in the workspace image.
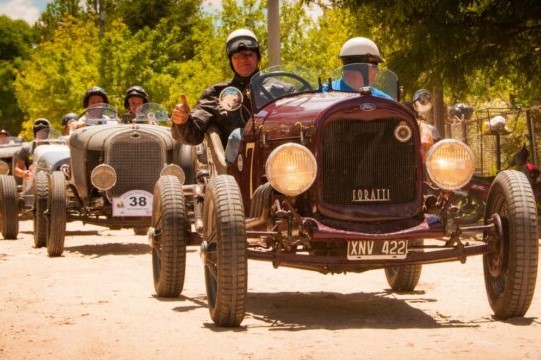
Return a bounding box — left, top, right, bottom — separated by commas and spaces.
339, 37, 384, 64
226, 28, 260, 58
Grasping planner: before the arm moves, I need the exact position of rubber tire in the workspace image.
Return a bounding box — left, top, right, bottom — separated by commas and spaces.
0, 175, 19, 239
384, 240, 423, 292
483, 170, 538, 319
152, 175, 187, 297
33, 171, 48, 247
46, 171, 66, 257
180, 144, 196, 185
203, 175, 247, 327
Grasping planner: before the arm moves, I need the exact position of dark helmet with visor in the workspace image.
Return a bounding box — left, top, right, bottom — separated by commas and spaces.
82, 86, 109, 108
33, 118, 51, 137
124, 85, 149, 110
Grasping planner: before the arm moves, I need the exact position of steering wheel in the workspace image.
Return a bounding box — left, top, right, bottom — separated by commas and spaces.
251, 71, 314, 108
255, 71, 313, 92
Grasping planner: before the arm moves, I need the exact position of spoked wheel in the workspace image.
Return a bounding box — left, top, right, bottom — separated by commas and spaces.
46, 171, 66, 257
0, 175, 19, 239
384, 240, 423, 292
33, 171, 48, 247
202, 175, 247, 327
151, 175, 187, 297
483, 170, 538, 319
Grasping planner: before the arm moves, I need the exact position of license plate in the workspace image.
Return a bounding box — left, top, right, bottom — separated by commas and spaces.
112, 190, 153, 217
347, 240, 408, 260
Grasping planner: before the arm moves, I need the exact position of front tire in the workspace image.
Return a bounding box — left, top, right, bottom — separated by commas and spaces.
0, 175, 19, 239
483, 170, 538, 319
384, 240, 423, 292
33, 171, 48, 247
202, 175, 247, 327
46, 171, 66, 257
151, 175, 187, 297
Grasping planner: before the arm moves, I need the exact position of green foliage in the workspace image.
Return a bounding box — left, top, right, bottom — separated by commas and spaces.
14, 16, 101, 139
325, 0, 541, 105
0, 16, 36, 135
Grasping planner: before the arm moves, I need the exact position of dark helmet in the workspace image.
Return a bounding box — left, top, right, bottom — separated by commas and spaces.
61, 112, 79, 126
449, 103, 473, 121
82, 86, 109, 108
226, 28, 260, 59
33, 118, 51, 137
0, 129, 10, 137
124, 85, 149, 110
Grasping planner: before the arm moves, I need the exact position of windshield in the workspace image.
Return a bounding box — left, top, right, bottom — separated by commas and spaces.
0, 136, 22, 147
34, 128, 66, 146
134, 102, 171, 126
250, 65, 320, 111
80, 103, 119, 126
329, 63, 399, 100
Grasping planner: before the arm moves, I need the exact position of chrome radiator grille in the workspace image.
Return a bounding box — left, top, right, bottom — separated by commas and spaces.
321, 118, 417, 205
105, 131, 165, 198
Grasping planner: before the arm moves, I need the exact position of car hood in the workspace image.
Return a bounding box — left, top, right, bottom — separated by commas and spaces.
69, 124, 177, 151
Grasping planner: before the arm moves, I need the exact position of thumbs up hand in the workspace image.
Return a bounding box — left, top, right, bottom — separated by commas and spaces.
172, 94, 191, 124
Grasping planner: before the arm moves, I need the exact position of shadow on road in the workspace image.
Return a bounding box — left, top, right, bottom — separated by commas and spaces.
65, 242, 150, 257
165, 290, 486, 330
19, 229, 101, 236
241, 291, 481, 330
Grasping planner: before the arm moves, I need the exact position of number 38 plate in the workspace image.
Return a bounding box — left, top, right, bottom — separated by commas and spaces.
112, 190, 153, 217
347, 240, 408, 260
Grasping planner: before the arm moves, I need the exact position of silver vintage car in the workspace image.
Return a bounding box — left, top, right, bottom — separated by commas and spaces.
40, 103, 195, 256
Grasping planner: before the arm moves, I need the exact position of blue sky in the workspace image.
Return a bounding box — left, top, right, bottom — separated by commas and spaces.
0, 0, 321, 25
0, 0, 49, 24
0, 0, 229, 25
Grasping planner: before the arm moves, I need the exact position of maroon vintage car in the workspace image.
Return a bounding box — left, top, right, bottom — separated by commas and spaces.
149, 65, 538, 327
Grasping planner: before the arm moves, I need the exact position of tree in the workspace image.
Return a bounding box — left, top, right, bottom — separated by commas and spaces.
322, 0, 541, 106
0, 16, 36, 135
14, 16, 101, 139
34, 0, 84, 42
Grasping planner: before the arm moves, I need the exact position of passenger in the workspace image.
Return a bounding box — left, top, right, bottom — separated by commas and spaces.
61, 112, 79, 136
331, 37, 392, 99
171, 28, 261, 164
14, 119, 51, 180
0, 129, 10, 144
121, 85, 149, 123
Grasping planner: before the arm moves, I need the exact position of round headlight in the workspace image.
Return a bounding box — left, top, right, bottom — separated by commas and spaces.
425, 139, 475, 190
0, 160, 9, 175
160, 164, 186, 185
265, 143, 317, 197
91, 164, 117, 191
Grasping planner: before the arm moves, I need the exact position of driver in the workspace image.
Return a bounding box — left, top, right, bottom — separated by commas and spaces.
121, 85, 149, 123
78, 86, 111, 125
14, 118, 51, 180
171, 28, 261, 164
332, 37, 392, 99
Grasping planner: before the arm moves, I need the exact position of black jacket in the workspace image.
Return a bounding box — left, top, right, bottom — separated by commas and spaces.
172, 74, 253, 147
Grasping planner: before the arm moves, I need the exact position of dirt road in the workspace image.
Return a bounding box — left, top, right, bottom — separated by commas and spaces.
1, 220, 540, 359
